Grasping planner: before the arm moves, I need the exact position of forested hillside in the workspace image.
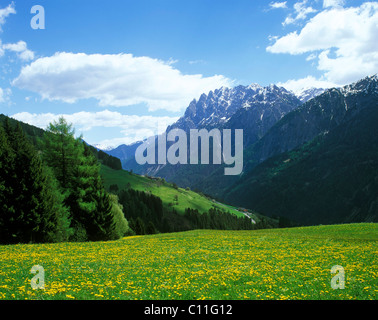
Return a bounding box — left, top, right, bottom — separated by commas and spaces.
0, 116, 130, 244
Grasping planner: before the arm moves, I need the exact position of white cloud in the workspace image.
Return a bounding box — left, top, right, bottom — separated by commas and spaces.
277, 76, 337, 94
283, 0, 317, 26
12, 52, 232, 112
2, 41, 35, 61
0, 87, 11, 103
268, 2, 378, 87
0, 87, 5, 102
0, 2, 15, 31
188, 59, 206, 65
306, 53, 317, 61
269, 2, 287, 9
323, 0, 345, 8
11, 110, 179, 149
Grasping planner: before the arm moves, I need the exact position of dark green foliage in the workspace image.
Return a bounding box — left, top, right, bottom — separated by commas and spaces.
117, 187, 256, 235
146, 221, 158, 234
118, 188, 164, 227
96, 149, 122, 170
184, 207, 254, 231
68, 143, 114, 241
225, 103, 378, 225
0, 114, 45, 147
91, 185, 115, 241
42, 166, 73, 242
278, 216, 298, 228
109, 184, 119, 193
84, 143, 122, 171
0, 125, 17, 243
42, 117, 117, 241
0, 121, 66, 244
134, 217, 146, 235
42, 117, 82, 189
0, 115, 126, 243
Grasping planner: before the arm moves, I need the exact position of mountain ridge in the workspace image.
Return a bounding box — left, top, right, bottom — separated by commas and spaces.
196, 75, 378, 198
114, 82, 307, 179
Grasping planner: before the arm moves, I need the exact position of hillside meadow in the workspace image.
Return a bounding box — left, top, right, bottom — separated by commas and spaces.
100, 164, 248, 218
0, 223, 376, 300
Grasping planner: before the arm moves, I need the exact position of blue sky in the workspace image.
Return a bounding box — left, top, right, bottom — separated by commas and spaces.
0, 0, 377, 149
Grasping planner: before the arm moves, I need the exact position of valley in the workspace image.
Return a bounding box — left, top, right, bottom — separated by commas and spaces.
106, 75, 378, 226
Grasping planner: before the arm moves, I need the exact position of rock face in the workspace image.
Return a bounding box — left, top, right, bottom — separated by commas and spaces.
168, 84, 301, 147
118, 83, 302, 177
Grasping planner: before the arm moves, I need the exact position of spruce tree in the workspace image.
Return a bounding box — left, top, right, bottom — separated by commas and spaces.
42, 117, 116, 241
42, 117, 81, 190
134, 217, 146, 235
0, 125, 16, 243
43, 165, 73, 242
146, 221, 158, 234
69, 143, 115, 241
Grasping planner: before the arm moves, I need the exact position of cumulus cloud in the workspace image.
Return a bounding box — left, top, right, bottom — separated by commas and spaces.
12, 52, 232, 112
2, 41, 35, 61
11, 110, 179, 149
268, 2, 378, 87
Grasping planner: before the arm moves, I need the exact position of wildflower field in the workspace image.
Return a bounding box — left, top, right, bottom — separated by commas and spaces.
0, 223, 377, 300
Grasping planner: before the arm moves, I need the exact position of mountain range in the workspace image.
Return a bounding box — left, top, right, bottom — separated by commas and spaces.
105, 75, 378, 225
106, 82, 326, 187
223, 75, 378, 224
108, 83, 308, 175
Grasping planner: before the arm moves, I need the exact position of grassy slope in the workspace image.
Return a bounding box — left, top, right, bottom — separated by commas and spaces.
0, 223, 376, 300
100, 164, 248, 218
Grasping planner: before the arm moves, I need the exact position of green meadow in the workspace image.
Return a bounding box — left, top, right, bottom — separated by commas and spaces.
0, 223, 376, 300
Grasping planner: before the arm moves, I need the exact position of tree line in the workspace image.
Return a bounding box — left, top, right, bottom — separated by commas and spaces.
114, 187, 259, 236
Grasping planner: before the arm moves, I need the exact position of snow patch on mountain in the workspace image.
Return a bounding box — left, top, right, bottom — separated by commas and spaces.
293, 87, 326, 103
